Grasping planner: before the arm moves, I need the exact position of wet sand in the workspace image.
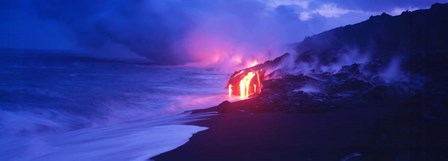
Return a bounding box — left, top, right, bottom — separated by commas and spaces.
152, 105, 399, 161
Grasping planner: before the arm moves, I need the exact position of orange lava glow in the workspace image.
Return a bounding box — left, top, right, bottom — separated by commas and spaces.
248, 60, 259, 68
227, 69, 263, 100
239, 72, 256, 99
228, 84, 232, 98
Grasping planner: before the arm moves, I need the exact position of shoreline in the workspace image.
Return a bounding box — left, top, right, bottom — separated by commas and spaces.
0, 112, 214, 161
152, 91, 448, 161
152, 102, 408, 161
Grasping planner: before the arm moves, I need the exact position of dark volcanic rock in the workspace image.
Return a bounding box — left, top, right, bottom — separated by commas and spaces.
213, 3, 448, 117
293, 3, 448, 87
217, 67, 374, 114
216, 101, 232, 113
187, 4, 448, 161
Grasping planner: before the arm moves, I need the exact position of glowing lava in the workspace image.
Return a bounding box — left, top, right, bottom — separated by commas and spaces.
228, 84, 232, 98
226, 54, 291, 100
227, 69, 264, 100
248, 60, 259, 68
239, 72, 256, 99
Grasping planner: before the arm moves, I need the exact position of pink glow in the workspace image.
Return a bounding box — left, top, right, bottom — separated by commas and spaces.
181, 22, 281, 71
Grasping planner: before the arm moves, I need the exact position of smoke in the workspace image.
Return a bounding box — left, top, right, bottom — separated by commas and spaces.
379, 57, 403, 83
269, 45, 421, 86
281, 47, 370, 74
12, 0, 422, 69
2, 0, 442, 68
24, 0, 312, 67
33, 0, 195, 64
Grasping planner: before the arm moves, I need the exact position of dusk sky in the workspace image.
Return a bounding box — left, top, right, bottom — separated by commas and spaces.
1, 0, 446, 65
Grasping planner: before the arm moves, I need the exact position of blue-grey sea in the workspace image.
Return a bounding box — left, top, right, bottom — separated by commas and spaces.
0, 53, 228, 160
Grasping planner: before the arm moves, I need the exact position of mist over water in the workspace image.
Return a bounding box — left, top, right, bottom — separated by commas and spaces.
0, 53, 228, 160
0, 53, 227, 137
28, 0, 299, 66
2, 0, 395, 69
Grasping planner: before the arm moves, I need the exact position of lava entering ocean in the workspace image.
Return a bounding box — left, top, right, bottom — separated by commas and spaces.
227, 65, 264, 99
225, 54, 291, 100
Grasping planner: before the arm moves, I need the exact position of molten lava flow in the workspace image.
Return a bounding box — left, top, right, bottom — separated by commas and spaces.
227, 69, 264, 100
239, 72, 256, 99
234, 70, 245, 77
226, 59, 265, 99
248, 60, 259, 67
228, 84, 232, 98
255, 71, 261, 93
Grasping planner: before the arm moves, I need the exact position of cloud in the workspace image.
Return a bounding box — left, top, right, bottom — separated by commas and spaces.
290, 2, 373, 21
0, 0, 372, 66
32, 0, 281, 65
3, 0, 439, 67
314, 3, 349, 18
264, 0, 309, 9
389, 7, 420, 16
299, 11, 312, 21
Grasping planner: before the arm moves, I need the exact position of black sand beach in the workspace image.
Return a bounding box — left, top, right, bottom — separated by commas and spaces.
152, 100, 440, 161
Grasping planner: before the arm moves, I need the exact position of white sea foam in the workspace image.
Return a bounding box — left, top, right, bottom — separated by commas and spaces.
0, 113, 212, 161
0, 54, 222, 160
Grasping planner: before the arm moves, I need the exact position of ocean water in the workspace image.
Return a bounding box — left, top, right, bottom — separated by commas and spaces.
0, 53, 228, 160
